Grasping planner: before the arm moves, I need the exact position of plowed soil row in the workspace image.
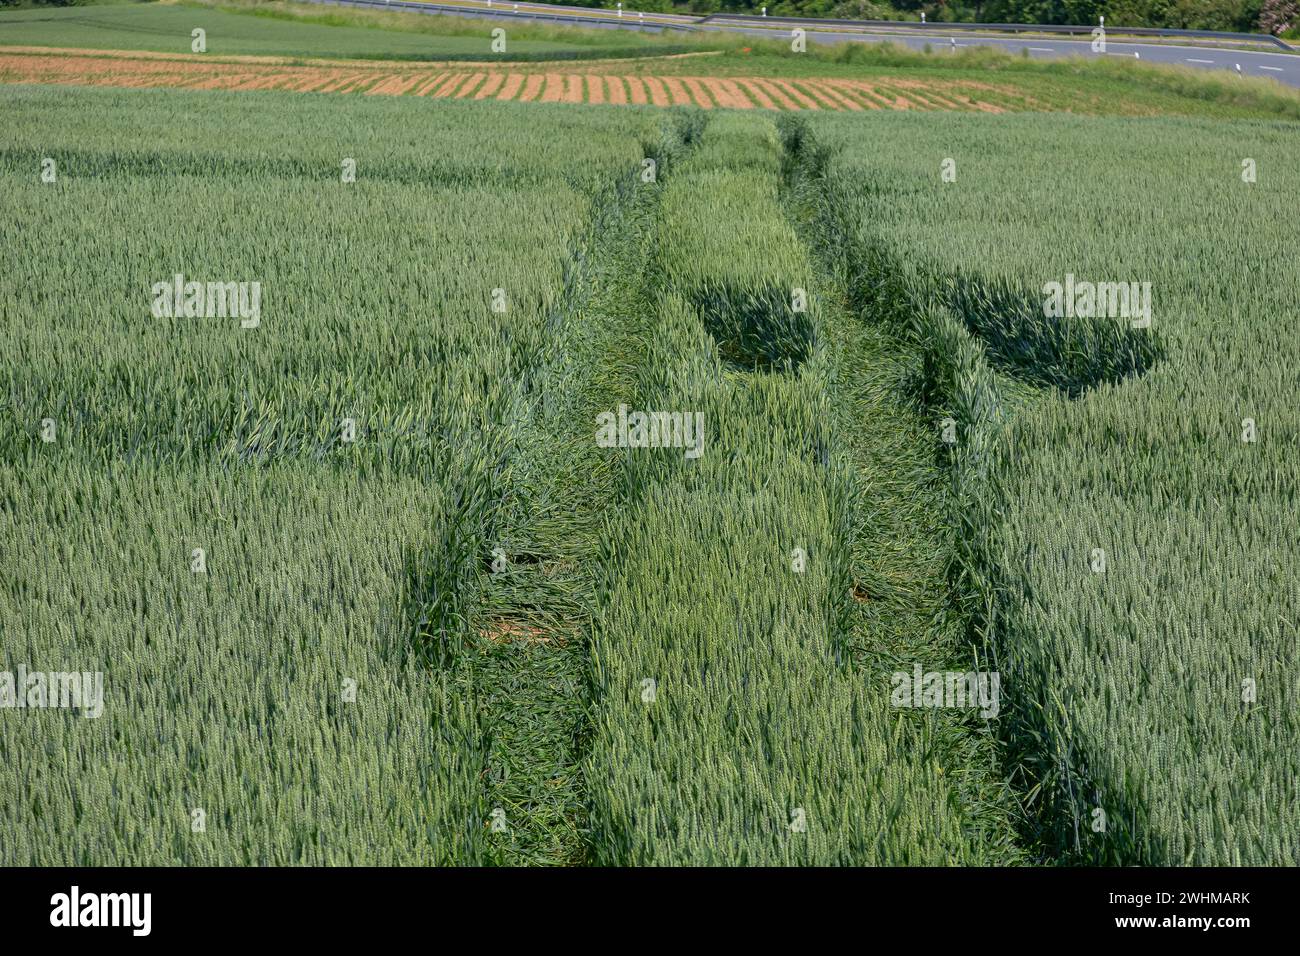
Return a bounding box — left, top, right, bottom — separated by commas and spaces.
0, 47, 1028, 112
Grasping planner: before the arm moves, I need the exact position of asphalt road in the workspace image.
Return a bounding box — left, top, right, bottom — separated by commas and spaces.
731, 26, 1300, 87
317, 0, 1300, 88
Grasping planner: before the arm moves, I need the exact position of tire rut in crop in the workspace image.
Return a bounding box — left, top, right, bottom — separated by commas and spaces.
778, 115, 1167, 863
405, 112, 702, 865
777, 121, 1031, 863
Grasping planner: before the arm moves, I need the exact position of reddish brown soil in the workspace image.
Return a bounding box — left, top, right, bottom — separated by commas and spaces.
0, 47, 1018, 113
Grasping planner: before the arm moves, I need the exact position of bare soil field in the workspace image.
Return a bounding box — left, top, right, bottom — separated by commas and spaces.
0, 46, 1032, 111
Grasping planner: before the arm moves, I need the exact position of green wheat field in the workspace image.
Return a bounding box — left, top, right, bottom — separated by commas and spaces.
2, 1, 1298, 867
